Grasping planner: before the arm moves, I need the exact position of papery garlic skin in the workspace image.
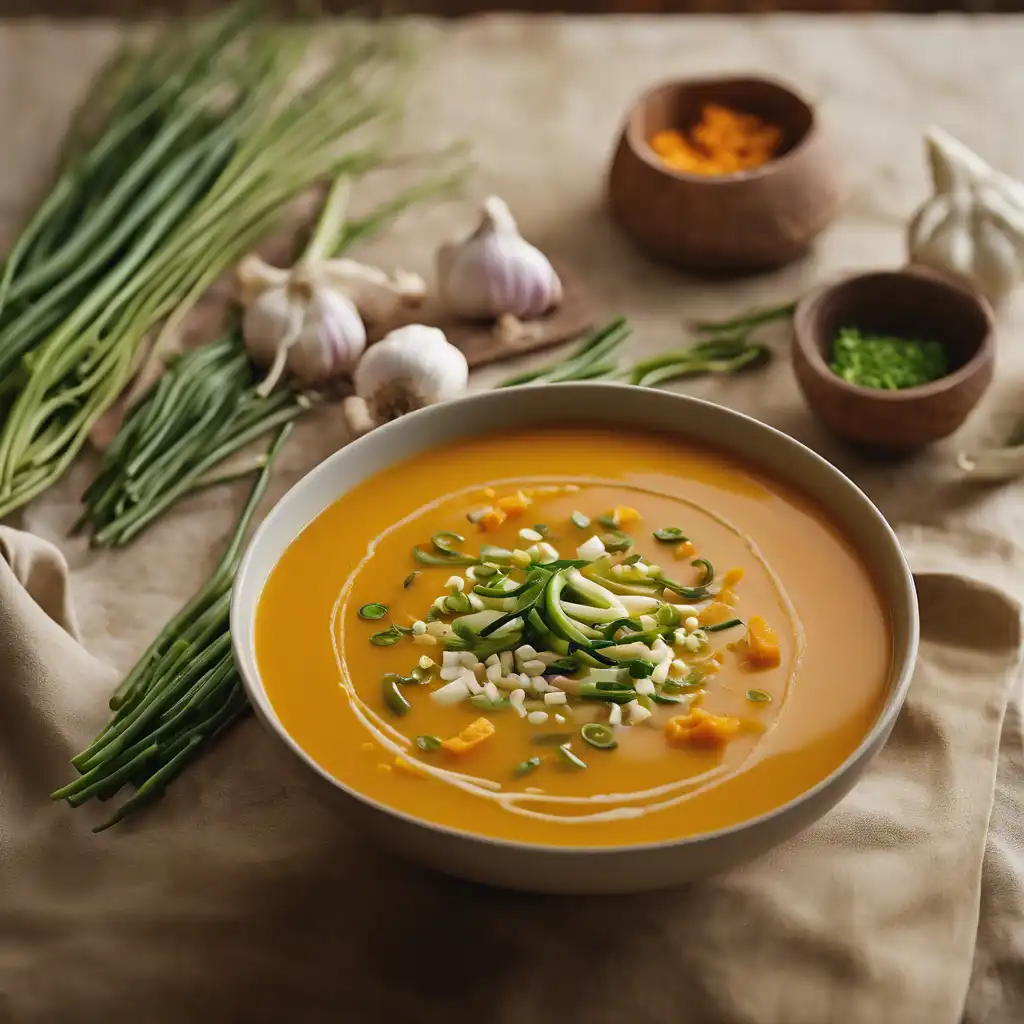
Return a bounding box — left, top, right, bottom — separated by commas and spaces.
907, 128, 1024, 305
437, 196, 563, 320
353, 324, 468, 423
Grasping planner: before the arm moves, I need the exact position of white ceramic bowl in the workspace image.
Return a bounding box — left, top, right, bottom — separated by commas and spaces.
231, 384, 918, 894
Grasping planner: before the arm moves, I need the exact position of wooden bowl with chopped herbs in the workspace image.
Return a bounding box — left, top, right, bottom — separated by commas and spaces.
792, 269, 995, 450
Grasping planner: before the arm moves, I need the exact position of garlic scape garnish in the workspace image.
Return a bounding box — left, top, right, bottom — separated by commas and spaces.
347, 324, 468, 437
437, 196, 563, 333
907, 128, 1024, 305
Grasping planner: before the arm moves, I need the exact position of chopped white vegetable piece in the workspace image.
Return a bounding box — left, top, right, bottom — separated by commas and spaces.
522, 660, 547, 677
684, 635, 701, 652
537, 542, 560, 563
651, 660, 670, 685
483, 681, 501, 702
535, 651, 560, 666
671, 658, 689, 675
607, 703, 622, 727
485, 662, 503, 684
411, 620, 427, 636
684, 616, 700, 631
439, 666, 464, 681
519, 527, 543, 543
442, 651, 461, 668
458, 652, 478, 669
465, 676, 484, 695
511, 549, 532, 568
500, 651, 514, 674
485, 653, 500, 667
674, 628, 689, 645
554, 714, 567, 724
431, 680, 470, 705
577, 535, 607, 561
544, 691, 568, 705
611, 564, 625, 576
418, 656, 435, 670
412, 634, 437, 647
628, 699, 653, 725
445, 576, 465, 592
635, 678, 656, 696
509, 688, 527, 707
515, 644, 538, 661
527, 711, 549, 725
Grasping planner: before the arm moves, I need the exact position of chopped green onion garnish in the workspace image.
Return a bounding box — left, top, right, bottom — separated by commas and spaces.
653, 527, 687, 543
602, 617, 643, 640
557, 743, 588, 769
596, 512, 619, 529
480, 544, 513, 563
402, 572, 420, 589
691, 558, 714, 587
514, 756, 542, 776
466, 507, 493, 524
546, 658, 580, 675
369, 625, 404, 646
579, 683, 636, 703
580, 722, 618, 750
531, 732, 575, 746
445, 591, 472, 614
706, 618, 743, 632
533, 524, 549, 536
623, 554, 642, 565
661, 680, 683, 694
425, 606, 444, 623
657, 604, 681, 628
570, 511, 590, 529
682, 669, 704, 688
415, 735, 442, 751
358, 602, 388, 621
830, 327, 947, 391
626, 659, 654, 679
650, 690, 685, 704
746, 689, 772, 703
413, 546, 477, 567
469, 694, 510, 711
381, 675, 411, 716
431, 530, 465, 556
473, 563, 499, 578
601, 531, 634, 552
654, 574, 708, 600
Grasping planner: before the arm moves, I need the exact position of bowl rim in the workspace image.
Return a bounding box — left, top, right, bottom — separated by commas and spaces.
624, 73, 819, 185
793, 268, 997, 402
231, 383, 920, 857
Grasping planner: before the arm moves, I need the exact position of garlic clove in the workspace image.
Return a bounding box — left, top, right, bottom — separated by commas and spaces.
353, 324, 468, 424
320, 258, 428, 325
437, 195, 563, 322
342, 394, 378, 440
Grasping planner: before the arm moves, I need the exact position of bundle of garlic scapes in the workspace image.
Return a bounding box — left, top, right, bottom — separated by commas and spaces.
437, 195, 563, 341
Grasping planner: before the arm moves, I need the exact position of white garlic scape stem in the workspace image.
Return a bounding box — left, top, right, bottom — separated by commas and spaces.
436, 195, 563, 324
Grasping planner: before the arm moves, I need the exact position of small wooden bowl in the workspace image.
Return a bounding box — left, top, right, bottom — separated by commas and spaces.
792, 268, 996, 450
607, 76, 842, 273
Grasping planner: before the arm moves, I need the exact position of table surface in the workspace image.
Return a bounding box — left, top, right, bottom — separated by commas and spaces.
2, 11, 1023, 663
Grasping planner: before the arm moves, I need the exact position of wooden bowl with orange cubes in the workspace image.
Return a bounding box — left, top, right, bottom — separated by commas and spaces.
607, 75, 844, 274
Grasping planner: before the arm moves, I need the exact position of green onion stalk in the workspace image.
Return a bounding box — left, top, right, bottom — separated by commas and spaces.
76, 165, 463, 549
0, 5, 433, 520
52, 424, 291, 831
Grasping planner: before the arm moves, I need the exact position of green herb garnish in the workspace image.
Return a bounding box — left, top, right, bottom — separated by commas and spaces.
369, 625, 404, 646
514, 756, 542, 776
596, 512, 620, 529
403, 572, 420, 589
653, 527, 687, 543
415, 735, 442, 751
431, 530, 465, 557
690, 559, 714, 587
746, 689, 772, 703
556, 743, 588, 769
358, 602, 388, 621
706, 618, 743, 632
830, 327, 947, 390
601, 530, 634, 553
570, 511, 590, 529
580, 723, 618, 750
381, 675, 411, 716
546, 658, 581, 675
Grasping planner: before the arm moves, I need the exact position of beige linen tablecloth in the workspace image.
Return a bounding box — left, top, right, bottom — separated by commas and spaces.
3, 14, 1024, 1023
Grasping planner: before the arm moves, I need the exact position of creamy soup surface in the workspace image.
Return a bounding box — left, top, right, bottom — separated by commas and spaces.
255, 427, 891, 847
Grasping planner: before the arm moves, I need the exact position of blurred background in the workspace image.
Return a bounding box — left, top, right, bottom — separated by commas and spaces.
1, 1, 1018, 15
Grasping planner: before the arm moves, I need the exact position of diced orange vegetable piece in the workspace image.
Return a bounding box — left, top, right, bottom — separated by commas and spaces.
717, 587, 737, 607
613, 505, 642, 524
442, 716, 496, 755
722, 567, 744, 587
674, 541, 697, 559
746, 615, 780, 668
665, 708, 740, 748
496, 490, 532, 516
478, 508, 507, 532
698, 601, 734, 626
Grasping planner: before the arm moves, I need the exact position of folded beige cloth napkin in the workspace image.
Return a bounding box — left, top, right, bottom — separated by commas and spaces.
2, 523, 1023, 1024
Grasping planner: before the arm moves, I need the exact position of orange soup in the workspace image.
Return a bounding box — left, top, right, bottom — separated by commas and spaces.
256, 427, 891, 848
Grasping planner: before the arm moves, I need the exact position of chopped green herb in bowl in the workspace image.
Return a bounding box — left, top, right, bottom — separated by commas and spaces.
830, 328, 948, 391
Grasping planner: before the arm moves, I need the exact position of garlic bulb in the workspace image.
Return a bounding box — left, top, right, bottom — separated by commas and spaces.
353, 324, 468, 424
437, 196, 563, 322
907, 128, 1024, 305
238, 255, 427, 397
